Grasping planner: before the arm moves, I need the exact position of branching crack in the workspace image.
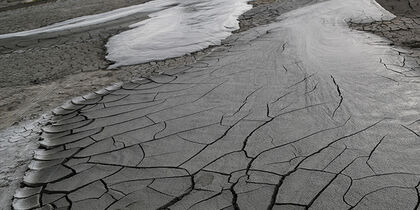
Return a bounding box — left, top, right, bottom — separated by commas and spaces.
330, 75, 343, 118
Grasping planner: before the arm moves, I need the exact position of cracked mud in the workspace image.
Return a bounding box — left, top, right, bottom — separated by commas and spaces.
11, 0, 420, 208
2, 0, 311, 207
3, 0, 420, 209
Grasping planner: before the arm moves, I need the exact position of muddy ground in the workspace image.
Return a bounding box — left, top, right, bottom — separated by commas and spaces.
0, 0, 419, 208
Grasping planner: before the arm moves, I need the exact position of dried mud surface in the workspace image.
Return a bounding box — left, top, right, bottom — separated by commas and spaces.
11, 8, 420, 210
1, 0, 420, 209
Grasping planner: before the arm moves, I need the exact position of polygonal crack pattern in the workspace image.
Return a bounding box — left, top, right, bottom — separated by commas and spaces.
12, 20, 420, 210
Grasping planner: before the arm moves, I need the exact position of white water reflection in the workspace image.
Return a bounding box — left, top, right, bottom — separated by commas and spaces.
106, 0, 251, 68
0, 0, 251, 68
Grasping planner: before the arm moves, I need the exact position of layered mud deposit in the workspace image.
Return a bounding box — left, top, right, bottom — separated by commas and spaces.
349, 0, 420, 48
11, 0, 420, 209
